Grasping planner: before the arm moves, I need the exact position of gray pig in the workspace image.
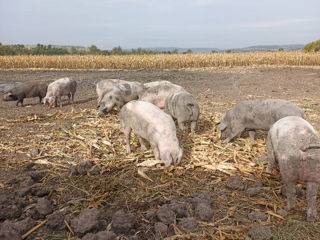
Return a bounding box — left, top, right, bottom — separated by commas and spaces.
43, 77, 77, 107
266, 116, 320, 222
120, 100, 183, 167
98, 82, 145, 114
139, 82, 184, 109
217, 99, 304, 143
3, 81, 48, 106
165, 91, 200, 135
96, 79, 129, 104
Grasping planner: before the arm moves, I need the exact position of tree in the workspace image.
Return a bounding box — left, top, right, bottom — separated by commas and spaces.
303, 40, 320, 52
89, 45, 100, 54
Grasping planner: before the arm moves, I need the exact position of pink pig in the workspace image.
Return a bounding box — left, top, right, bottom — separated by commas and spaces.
120, 100, 183, 167
43, 77, 77, 107
96, 79, 129, 104
139, 81, 184, 109
266, 116, 320, 222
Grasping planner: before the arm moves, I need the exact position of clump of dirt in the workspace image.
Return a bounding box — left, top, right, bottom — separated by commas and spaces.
154, 222, 168, 239
247, 225, 272, 240
177, 217, 198, 233
111, 210, 136, 235
227, 176, 245, 190
248, 211, 268, 222
70, 208, 107, 237
82, 231, 117, 240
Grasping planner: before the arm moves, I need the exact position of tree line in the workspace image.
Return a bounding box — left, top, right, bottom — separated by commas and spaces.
0, 43, 193, 56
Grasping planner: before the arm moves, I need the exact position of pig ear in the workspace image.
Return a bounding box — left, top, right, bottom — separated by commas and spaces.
301, 144, 320, 151
217, 121, 227, 131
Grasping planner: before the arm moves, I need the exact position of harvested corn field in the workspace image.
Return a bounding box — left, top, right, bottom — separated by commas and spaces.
0, 67, 320, 239
0, 52, 320, 70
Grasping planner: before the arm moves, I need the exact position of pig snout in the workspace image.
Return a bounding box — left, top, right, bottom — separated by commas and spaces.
3, 93, 17, 101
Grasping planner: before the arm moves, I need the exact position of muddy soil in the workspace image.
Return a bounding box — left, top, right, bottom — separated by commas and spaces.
0, 67, 320, 239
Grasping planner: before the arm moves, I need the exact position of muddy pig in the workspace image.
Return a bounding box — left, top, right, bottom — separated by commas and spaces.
120, 100, 183, 166
43, 77, 77, 107
217, 99, 304, 143
98, 82, 145, 114
3, 81, 48, 106
165, 91, 200, 135
96, 79, 129, 104
139, 82, 184, 109
266, 116, 320, 222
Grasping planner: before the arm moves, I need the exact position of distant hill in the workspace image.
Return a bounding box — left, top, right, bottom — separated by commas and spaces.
227, 44, 304, 52
144, 47, 222, 53
144, 44, 304, 53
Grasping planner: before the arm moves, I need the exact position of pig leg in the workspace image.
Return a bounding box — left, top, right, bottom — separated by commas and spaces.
266, 135, 276, 174
17, 97, 24, 107
151, 143, 160, 160
306, 182, 319, 222
248, 130, 256, 143
68, 93, 71, 103
71, 92, 75, 102
124, 127, 132, 154
38, 96, 43, 104
138, 137, 148, 151
191, 121, 197, 135
284, 181, 296, 211
58, 96, 62, 108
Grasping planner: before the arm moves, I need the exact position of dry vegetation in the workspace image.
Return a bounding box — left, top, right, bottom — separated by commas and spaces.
1, 91, 320, 239
0, 51, 319, 70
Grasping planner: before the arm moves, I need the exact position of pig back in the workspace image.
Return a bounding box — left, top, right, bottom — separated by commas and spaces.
11, 81, 48, 98
121, 100, 176, 140
139, 83, 184, 108
269, 116, 320, 182
165, 91, 199, 121
238, 99, 304, 130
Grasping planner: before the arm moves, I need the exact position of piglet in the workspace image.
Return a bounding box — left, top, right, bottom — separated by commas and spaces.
217, 99, 304, 143
43, 77, 77, 107
120, 100, 183, 166
139, 82, 184, 109
3, 81, 48, 106
98, 82, 145, 114
165, 91, 200, 135
266, 116, 320, 222
96, 79, 129, 104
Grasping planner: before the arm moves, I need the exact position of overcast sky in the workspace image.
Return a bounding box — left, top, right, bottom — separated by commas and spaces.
1, 0, 319, 49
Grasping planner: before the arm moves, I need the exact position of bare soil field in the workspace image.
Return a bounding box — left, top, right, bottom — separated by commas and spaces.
0, 67, 320, 239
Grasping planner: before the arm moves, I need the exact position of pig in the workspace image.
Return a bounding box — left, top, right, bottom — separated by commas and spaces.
43, 77, 77, 107
120, 100, 183, 167
266, 116, 320, 222
3, 81, 48, 106
96, 79, 129, 104
217, 99, 305, 143
98, 82, 145, 114
139, 82, 184, 109
164, 91, 200, 135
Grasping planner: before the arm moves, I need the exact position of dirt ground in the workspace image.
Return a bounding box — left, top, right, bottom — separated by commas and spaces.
0, 67, 320, 240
